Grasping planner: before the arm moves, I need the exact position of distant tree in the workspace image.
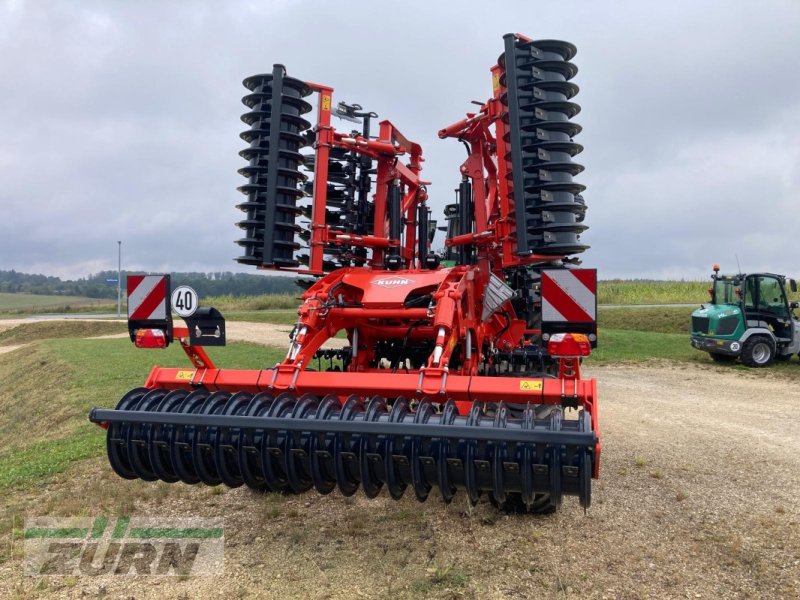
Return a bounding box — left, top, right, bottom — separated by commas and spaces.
0, 269, 299, 298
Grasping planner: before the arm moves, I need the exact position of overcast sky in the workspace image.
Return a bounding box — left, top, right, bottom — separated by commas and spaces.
1, 0, 798, 281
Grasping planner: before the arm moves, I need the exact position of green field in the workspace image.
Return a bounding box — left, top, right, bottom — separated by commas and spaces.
202, 293, 300, 311
0, 292, 111, 314
598, 278, 800, 305
597, 279, 707, 305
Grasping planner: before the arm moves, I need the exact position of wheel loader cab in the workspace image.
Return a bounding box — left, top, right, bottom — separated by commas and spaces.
742, 274, 793, 341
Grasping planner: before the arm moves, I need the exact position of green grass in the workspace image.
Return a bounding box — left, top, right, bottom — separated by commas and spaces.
597, 306, 693, 334
0, 429, 104, 489
587, 329, 700, 363
599, 279, 800, 305
0, 320, 126, 345
598, 280, 708, 305
0, 337, 286, 489
411, 564, 470, 594
0, 291, 299, 318
0, 292, 107, 311
203, 293, 300, 311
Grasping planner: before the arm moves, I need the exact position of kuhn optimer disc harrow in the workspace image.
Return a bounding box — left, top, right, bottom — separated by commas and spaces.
91, 33, 601, 513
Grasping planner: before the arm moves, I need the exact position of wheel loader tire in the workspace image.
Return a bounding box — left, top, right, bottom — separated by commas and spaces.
740, 335, 775, 368
709, 352, 736, 363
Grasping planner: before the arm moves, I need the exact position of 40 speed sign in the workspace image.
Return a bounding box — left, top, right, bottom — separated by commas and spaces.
171, 285, 199, 318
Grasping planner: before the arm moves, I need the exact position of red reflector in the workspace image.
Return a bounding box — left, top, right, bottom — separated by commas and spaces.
547, 333, 591, 357
135, 328, 168, 349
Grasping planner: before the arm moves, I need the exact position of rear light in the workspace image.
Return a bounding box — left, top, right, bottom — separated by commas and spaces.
547, 333, 591, 357
134, 328, 168, 349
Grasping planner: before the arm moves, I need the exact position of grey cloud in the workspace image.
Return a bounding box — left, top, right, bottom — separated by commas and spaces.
1, 0, 798, 281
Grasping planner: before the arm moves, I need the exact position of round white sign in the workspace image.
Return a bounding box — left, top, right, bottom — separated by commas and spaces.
171, 285, 199, 318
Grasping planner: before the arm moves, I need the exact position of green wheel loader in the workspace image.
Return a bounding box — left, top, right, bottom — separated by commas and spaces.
690, 265, 800, 367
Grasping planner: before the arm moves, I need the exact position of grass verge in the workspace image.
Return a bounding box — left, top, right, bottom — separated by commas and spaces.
0, 337, 286, 490
0, 429, 104, 489
597, 306, 693, 334
0, 320, 126, 345
588, 329, 699, 363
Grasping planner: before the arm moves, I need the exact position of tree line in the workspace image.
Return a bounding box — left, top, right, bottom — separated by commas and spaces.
0, 270, 299, 299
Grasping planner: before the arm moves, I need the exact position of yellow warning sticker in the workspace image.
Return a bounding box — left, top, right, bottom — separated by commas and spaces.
519, 380, 543, 392
175, 370, 194, 381
492, 73, 500, 92
321, 94, 331, 111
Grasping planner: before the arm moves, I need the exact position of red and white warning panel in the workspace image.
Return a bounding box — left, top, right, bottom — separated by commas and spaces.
127, 274, 172, 348
127, 275, 169, 320
542, 269, 597, 323
541, 269, 597, 344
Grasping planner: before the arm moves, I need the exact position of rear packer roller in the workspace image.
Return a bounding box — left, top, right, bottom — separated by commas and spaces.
92, 389, 596, 512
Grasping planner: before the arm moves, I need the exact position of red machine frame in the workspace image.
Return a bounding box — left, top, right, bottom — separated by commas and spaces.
93, 34, 601, 507
130, 34, 602, 476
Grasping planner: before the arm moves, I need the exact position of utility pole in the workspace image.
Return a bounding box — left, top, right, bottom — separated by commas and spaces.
117, 241, 122, 318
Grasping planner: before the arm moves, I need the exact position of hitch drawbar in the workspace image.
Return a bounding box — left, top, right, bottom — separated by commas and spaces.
90, 388, 597, 511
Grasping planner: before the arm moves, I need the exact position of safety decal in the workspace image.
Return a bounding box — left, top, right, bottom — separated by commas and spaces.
519, 380, 543, 391
541, 269, 597, 323
127, 275, 168, 321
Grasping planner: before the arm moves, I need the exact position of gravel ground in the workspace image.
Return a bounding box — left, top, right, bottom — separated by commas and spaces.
225, 321, 346, 349
1, 324, 798, 599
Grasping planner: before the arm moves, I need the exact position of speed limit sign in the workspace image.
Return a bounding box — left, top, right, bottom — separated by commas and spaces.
171, 285, 199, 318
